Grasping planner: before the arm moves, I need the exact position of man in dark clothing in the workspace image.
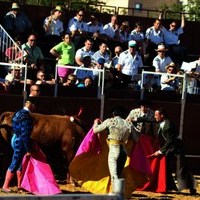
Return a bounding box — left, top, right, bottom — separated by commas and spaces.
151, 107, 196, 195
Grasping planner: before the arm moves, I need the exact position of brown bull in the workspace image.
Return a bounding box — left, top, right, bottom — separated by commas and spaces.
0, 111, 86, 180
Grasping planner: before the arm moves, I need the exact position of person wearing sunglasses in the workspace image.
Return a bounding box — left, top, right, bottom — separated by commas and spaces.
159, 11, 186, 67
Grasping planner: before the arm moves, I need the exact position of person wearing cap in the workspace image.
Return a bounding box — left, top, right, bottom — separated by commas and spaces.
153, 44, 174, 72
0, 73, 14, 94
3, 2, 32, 40
43, 5, 64, 52
75, 38, 94, 66
126, 99, 155, 137
93, 106, 133, 193
2, 98, 36, 193
116, 40, 143, 89
160, 62, 179, 91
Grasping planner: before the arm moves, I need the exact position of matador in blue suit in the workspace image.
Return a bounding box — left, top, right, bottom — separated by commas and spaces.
2, 98, 36, 193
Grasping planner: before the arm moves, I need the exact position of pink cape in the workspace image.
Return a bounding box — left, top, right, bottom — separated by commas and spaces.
21, 148, 62, 195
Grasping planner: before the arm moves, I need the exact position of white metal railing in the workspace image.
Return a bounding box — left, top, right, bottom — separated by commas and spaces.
0, 24, 23, 64
54, 64, 105, 97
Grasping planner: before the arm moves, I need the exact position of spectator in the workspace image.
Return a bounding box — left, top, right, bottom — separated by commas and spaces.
103, 15, 120, 42
150, 107, 197, 195
153, 44, 174, 72
112, 46, 122, 69
22, 34, 44, 81
74, 55, 94, 83
92, 42, 112, 67
3, 2, 32, 41
1, 98, 36, 193
67, 9, 88, 49
75, 39, 94, 66
160, 12, 186, 67
130, 22, 146, 59
29, 84, 40, 97
161, 63, 179, 92
43, 5, 64, 54
93, 106, 133, 194
126, 99, 155, 137
116, 40, 143, 89
35, 70, 55, 85
77, 76, 94, 88
119, 21, 131, 46
0, 73, 14, 94
145, 18, 164, 65
50, 33, 75, 84
63, 73, 77, 87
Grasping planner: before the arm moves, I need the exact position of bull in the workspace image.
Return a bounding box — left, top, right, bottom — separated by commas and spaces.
0, 111, 86, 181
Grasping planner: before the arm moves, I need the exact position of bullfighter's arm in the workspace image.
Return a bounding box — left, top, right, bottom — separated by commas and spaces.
93, 118, 110, 133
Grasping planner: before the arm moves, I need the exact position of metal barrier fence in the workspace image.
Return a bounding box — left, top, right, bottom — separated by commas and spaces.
0, 24, 24, 64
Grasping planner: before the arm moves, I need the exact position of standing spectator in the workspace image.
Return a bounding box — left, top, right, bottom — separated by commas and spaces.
3, 2, 32, 41
160, 12, 186, 67
67, 9, 87, 49
112, 46, 122, 69
29, 84, 40, 97
1, 98, 36, 193
145, 18, 164, 65
22, 34, 44, 81
93, 106, 133, 193
43, 5, 64, 56
116, 40, 143, 89
153, 44, 174, 72
119, 21, 131, 47
50, 33, 75, 84
75, 39, 94, 66
161, 63, 179, 92
150, 108, 197, 195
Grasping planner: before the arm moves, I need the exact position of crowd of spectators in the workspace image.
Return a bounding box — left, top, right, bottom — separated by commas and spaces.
0, 2, 200, 95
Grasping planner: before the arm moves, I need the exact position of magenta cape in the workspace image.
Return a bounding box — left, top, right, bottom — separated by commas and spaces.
21, 148, 62, 195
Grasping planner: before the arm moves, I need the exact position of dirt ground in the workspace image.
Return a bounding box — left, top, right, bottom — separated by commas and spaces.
0, 176, 200, 199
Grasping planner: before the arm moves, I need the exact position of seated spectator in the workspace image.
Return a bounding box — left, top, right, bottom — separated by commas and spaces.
75, 39, 94, 66
0, 73, 14, 94
92, 42, 112, 68
161, 63, 179, 92
153, 44, 174, 72
111, 46, 122, 68
119, 21, 131, 45
67, 9, 88, 50
35, 70, 55, 85
50, 33, 75, 84
43, 5, 64, 55
74, 55, 94, 83
22, 34, 44, 81
130, 22, 146, 59
3, 2, 32, 41
159, 12, 186, 67
77, 76, 94, 88
29, 84, 40, 97
63, 73, 77, 87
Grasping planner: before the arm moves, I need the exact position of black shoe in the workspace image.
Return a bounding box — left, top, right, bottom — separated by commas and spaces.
190, 189, 197, 195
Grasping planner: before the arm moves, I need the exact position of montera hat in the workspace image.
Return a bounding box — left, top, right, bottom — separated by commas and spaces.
52, 5, 64, 13
165, 62, 176, 70
25, 97, 37, 105
97, 58, 105, 64
155, 44, 168, 52
128, 40, 137, 48
11, 2, 20, 10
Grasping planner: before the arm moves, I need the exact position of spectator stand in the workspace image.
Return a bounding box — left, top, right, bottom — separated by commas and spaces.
54, 64, 105, 119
